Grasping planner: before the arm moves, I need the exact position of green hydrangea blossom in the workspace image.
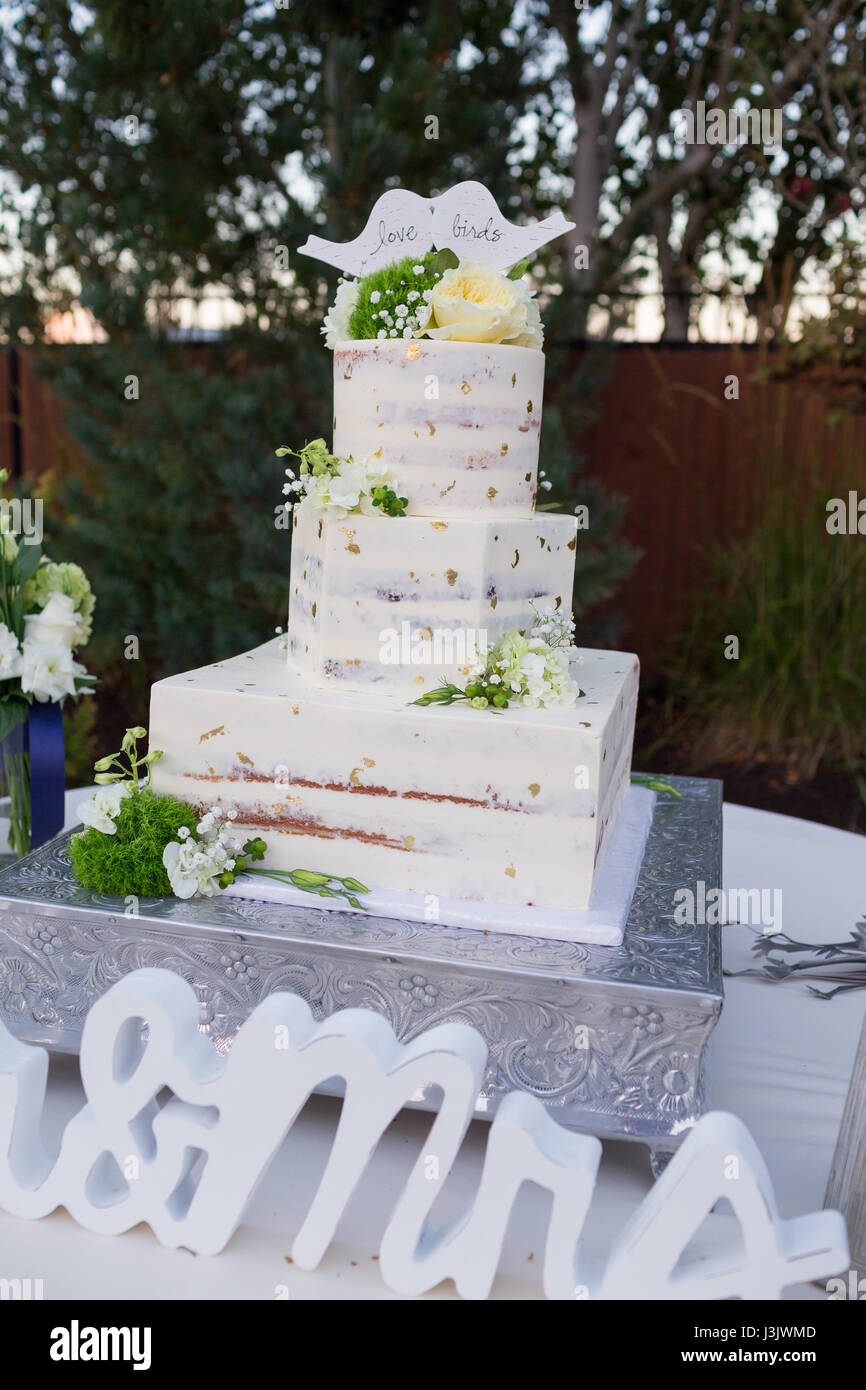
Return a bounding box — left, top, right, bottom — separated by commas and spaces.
25, 560, 95, 643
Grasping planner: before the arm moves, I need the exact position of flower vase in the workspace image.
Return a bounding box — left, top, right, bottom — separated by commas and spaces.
0, 720, 31, 860
0, 703, 66, 861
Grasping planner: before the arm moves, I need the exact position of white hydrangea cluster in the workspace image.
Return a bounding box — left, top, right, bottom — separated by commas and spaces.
162, 805, 245, 899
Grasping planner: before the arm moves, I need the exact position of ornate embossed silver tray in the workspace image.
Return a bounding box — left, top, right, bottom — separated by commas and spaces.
0, 774, 722, 1167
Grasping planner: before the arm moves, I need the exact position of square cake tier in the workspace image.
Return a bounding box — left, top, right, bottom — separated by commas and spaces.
149, 640, 639, 912
288, 507, 577, 697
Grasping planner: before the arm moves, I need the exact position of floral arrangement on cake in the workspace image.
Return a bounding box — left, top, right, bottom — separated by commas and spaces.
322, 249, 543, 350
276, 437, 408, 522
70, 728, 370, 907
413, 606, 582, 712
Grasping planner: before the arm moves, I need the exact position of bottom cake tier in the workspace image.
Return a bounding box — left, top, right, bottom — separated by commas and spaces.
149, 639, 639, 912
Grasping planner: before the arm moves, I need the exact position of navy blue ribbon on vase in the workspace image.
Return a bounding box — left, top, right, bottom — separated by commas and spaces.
27, 701, 65, 849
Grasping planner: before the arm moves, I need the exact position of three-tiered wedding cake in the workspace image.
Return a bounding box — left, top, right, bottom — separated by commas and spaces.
149, 186, 639, 913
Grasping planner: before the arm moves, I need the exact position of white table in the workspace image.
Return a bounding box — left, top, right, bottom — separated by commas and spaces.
0, 793, 863, 1300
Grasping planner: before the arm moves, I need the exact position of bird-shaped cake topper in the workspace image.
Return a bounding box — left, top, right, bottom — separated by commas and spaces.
297, 180, 575, 276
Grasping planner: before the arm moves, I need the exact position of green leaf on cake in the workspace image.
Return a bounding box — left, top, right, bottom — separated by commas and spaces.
427, 247, 459, 276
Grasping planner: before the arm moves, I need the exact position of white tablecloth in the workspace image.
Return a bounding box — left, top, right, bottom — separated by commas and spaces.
0, 791, 863, 1300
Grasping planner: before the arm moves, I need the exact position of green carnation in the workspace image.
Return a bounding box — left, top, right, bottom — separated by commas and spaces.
69, 789, 199, 897
26, 560, 95, 644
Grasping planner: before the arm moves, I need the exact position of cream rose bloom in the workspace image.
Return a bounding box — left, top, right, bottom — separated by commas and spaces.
418, 262, 543, 349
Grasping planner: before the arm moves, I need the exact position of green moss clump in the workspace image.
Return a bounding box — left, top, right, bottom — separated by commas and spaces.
347, 251, 442, 340
69, 790, 199, 898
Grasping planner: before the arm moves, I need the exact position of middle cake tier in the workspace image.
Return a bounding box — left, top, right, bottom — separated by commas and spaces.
288, 505, 578, 698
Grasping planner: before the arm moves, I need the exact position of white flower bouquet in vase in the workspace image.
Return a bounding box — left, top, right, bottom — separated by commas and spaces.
0, 473, 95, 858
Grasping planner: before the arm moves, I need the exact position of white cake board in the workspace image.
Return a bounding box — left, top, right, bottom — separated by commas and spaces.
225, 785, 655, 948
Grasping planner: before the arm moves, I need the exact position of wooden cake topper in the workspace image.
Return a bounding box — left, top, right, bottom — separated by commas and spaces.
297, 180, 575, 275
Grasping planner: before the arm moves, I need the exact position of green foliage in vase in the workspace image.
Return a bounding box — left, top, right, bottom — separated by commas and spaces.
69, 790, 199, 897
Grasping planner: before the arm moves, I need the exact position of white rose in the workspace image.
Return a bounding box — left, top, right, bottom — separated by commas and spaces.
78, 781, 133, 835
418, 262, 544, 348
18, 639, 86, 702
24, 592, 84, 650
0, 621, 21, 679
322, 278, 359, 350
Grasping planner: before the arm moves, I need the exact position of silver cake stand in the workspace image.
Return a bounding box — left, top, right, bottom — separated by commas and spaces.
0, 774, 722, 1172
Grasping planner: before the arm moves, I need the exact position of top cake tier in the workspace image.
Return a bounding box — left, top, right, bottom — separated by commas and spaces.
333, 339, 543, 519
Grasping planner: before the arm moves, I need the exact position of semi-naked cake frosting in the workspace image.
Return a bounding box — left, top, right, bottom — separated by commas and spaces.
333, 340, 544, 516
150, 225, 639, 917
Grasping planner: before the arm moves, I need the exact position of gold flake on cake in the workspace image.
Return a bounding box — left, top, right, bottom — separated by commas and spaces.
501, 443, 509, 455
431, 521, 448, 530
460, 380, 471, 394
237, 751, 254, 766
425, 420, 436, 435
405, 343, 420, 361
198, 726, 225, 743
487, 487, 498, 500
528, 783, 540, 797
445, 568, 458, 586
404, 835, 415, 849
505, 864, 516, 878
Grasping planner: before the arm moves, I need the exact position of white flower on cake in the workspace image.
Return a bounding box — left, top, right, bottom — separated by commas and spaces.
23, 591, 85, 649
276, 438, 408, 521
322, 277, 360, 349
413, 604, 580, 712
78, 781, 133, 835
163, 805, 246, 899
18, 640, 90, 703
0, 622, 21, 679
417, 261, 544, 349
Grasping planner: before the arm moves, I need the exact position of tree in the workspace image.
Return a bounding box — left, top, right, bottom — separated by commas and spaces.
530, 0, 860, 340
0, 1, 637, 736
